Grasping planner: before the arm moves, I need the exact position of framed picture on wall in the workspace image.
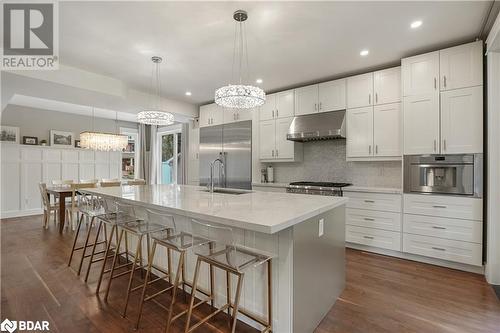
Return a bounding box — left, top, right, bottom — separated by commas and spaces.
0, 126, 20, 144
22, 136, 38, 145
74, 139, 81, 148
50, 130, 74, 147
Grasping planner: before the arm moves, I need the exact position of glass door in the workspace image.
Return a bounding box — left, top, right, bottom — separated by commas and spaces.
158, 130, 182, 184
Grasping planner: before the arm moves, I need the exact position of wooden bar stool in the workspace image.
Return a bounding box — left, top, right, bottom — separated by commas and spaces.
185, 220, 274, 333
135, 209, 213, 331
103, 212, 171, 318
84, 201, 142, 284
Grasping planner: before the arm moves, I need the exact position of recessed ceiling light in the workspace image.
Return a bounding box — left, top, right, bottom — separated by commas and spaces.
411, 20, 422, 29
256, 78, 263, 84
185, 91, 192, 96
360, 49, 369, 56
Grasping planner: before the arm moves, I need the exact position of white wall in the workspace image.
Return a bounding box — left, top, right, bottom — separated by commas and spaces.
1, 104, 137, 143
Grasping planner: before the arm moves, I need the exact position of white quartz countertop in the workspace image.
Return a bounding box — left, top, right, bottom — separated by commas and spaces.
343, 186, 402, 194
82, 184, 348, 234
251, 182, 289, 188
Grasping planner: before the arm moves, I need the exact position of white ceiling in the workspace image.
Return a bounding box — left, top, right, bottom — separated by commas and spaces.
59, 1, 492, 105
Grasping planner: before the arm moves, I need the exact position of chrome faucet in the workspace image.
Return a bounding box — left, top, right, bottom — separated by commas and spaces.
208, 157, 225, 193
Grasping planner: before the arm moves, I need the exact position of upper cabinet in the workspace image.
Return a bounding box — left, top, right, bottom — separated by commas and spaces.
259, 117, 302, 162
374, 67, 401, 105
295, 84, 319, 116
224, 107, 253, 124
318, 79, 346, 112
260, 90, 295, 120
440, 86, 483, 154
402, 41, 484, 154
402, 51, 439, 96
295, 79, 346, 116
347, 73, 373, 109
199, 104, 223, 127
440, 41, 483, 91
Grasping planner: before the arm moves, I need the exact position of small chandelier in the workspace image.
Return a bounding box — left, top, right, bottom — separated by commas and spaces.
80, 109, 128, 151
215, 10, 265, 109
137, 56, 175, 126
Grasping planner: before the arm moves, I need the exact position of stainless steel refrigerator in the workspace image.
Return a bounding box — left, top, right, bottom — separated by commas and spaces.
199, 120, 252, 190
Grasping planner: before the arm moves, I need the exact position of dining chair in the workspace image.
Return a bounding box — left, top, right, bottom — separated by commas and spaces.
67, 182, 98, 230
38, 183, 59, 229
51, 180, 75, 185
126, 179, 146, 185
100, 179, 122, 187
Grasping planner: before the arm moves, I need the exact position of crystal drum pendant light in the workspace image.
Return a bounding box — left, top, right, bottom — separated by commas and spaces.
80, 109, 128, 151
215, 10, 265, 109
137, 56, 175, 125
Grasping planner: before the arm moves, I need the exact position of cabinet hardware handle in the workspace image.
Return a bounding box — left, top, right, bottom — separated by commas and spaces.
319, 102, 322, 110
364, 218, 375, 221
272, 110, 274, 118
432, 247, 446, 251
375, 145, 378, 154
234, 114, 236, 121
314, 103, 317, 111
364, 200, 375, 203
363, 236, 374, 239
433, 139, 437, 152
272, 150, 274, 157
369, 94, 371, 105
432, 205, 447, 208
443, 139, 447, 151
375, 93, 378, 104
434, 77, 437, 90
432, 226, 447, 230
276, 149, 279, 157
369, 145, 372, 154
443, 75, 447, 88
276, 109, 279, 117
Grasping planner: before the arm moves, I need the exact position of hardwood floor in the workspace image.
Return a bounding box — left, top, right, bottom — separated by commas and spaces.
1, 215, 499, 333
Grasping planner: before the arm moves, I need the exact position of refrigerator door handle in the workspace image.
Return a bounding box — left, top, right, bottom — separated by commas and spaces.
223, 151, 227, 187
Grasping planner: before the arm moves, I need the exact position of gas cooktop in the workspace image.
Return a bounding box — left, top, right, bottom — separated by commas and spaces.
286, 181, 352, 196
289, 181, 352, 188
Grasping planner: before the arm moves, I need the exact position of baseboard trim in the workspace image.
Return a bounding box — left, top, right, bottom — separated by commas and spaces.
1, 209, 43, 219
346, 242, 485, 274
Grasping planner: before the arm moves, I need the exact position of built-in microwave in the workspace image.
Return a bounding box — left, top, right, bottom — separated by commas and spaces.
403, 154, 483, 198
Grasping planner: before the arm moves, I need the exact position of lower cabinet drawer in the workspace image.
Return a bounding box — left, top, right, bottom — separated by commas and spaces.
346, 226, 401, 251
403, 194, 482, 221
403, 214, 482, 243
347, 208, 401, 232
345, 191, 402, 213
402, 233, 482, 266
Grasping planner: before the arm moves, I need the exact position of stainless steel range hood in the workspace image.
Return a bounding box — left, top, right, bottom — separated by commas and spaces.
286, 110, 346, 142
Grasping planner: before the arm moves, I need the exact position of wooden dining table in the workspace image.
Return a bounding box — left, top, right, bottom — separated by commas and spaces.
46, 186, 73, 233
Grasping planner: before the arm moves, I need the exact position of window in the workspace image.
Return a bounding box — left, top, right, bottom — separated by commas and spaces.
120, 128, 140, 180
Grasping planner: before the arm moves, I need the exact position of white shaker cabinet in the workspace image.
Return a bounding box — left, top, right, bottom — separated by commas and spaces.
275, 117, 295, 159
260, 90, 295, 120
347, 73, 373, 109
259, 120, 276, 160
294, 85, 318, 116
373, 103, 401, 157
199, 103, 223, 127
403, 93, 440, 155
318, 78, 346, 112
224, 107, 253, 124
374, 67, 401, 105
402, 51, 439, 96
346, 106, 373, 157
259, 117, 302, 161
440, 86, 483, 154
440, 41, 483, 91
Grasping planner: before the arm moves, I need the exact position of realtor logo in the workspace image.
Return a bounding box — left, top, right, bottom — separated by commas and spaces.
0, 319, 17, 333
0, 318, 50, 332
1, 1, 59, 69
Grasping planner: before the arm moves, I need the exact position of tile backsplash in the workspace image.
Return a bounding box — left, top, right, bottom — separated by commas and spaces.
266, 140, 402, 188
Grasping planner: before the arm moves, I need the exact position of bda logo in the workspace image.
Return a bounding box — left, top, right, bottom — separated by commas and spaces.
0, 319, 17, 333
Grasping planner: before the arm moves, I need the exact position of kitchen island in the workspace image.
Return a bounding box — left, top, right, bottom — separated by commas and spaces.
82, 184, 347, 333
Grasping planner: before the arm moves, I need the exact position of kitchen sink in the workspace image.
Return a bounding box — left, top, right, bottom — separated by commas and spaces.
200, 188, 252, 195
